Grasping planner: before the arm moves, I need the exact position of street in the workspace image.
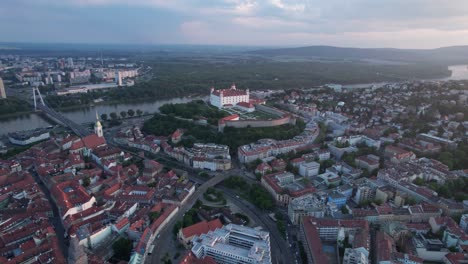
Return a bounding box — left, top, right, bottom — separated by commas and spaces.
147, 173, 227, 263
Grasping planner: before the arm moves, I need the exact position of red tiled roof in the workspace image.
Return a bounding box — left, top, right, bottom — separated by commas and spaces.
236, 102, 254, 108
181, 219, 223, 239
115, 217, 129, 230
256, 163, 272, 172
82, 134, 106, 150
50, 180, 92, 211
444, 252, 468, 263
290, 157, 305, 164
376, 231, 393, 262
301, 216, 329, 263
212, 88, 247, 97
179, 251, 217, 264
219, 114, 239, 122
70, 140, 84, 150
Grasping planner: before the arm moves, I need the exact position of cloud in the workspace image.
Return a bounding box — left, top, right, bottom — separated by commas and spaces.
1, 0, 468, 48
269, 0, 305, 12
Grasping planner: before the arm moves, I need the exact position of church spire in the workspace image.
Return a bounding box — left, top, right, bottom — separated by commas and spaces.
94, 110, 103, 137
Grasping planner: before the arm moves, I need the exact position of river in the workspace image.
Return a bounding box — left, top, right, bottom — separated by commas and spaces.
342, 65, 468, 89
1, 64, 468, 136
0, 96, 207, 136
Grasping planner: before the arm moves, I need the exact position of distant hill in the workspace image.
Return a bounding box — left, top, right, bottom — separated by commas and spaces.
249, 45, 468, 64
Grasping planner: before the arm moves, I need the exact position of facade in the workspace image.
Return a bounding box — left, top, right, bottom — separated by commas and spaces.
328, 192, 347, 209
299, 161, 320, 177
190, 224, 271, 264
210, 84, 249, 109
164, 143, 232, 171
261, 171, 316, 206
116, 71, 123, 86
300, 216, 370, 264
0, 77, 5, 99
8, 129, 50, 145
288, 194, 326, 224
460, 214, 468, 234
355, 154, 380, 172
343, 248, 369, 264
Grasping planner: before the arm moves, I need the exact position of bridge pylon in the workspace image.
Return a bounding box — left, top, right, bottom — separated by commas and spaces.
32, 87, 45, 110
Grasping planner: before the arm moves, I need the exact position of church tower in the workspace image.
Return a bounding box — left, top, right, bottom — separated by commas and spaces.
94, 111, 103, 137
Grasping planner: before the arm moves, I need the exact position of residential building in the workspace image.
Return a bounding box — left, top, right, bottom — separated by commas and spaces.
343, 248, 369, 264
460, 214, 468, 234
299, 161, 320, 177
300, 216, 370, 264
261, 171, 315, 206
355, 154, 380, 172
288, 194, 326, 224
328, 192, 347, 209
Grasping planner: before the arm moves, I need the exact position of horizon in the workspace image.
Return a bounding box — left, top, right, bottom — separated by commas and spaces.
2, 1, 468, 49
2, 41, 468, 51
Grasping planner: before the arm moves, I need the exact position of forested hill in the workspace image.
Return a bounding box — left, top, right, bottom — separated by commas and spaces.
250, 45, 468, 64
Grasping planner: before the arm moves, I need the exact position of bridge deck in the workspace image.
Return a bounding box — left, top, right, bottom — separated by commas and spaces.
36, 104, 91, 137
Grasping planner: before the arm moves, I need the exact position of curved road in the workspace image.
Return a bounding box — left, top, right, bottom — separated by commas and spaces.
219, 187, 294, 264
147, 173, 227, 263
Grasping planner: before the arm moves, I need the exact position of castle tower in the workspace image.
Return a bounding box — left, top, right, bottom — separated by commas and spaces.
94, 111, 103, 137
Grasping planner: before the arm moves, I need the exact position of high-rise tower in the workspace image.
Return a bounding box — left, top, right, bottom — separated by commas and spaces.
0, 78, 5, 99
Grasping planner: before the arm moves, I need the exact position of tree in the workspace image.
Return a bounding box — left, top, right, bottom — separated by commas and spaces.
413, 178, 425, 186
341, 206, 349, 214
110, 112, 118, 120
100, 113, 108, 121
120, 111, 127, 118
437, 152, 454, 170
136, 109, 143, 116
82, 176, 90, 187
112, 238, 133, 261
149, 211, 161, 223
128, 109, 135, 117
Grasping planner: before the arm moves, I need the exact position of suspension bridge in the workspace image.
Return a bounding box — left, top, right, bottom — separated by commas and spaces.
33, 87, 91, 137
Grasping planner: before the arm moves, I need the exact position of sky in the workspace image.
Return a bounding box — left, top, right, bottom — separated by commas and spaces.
1, 0, 468, 49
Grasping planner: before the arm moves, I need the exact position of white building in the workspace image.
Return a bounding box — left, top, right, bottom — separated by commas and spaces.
288, 194, 326, 224
210, 84, 249, 109
115, 71, 123, 86
299, 161, 320, 177
342, 248, 369, 264
460, 214, 468, 234
0, 77, 6, 99
67, 57, 74, 67
191, 224, 271, 264
8, 129, 50, 145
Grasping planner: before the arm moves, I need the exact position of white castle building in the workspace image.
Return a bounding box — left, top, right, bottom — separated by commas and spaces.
210, 84, 249, 109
